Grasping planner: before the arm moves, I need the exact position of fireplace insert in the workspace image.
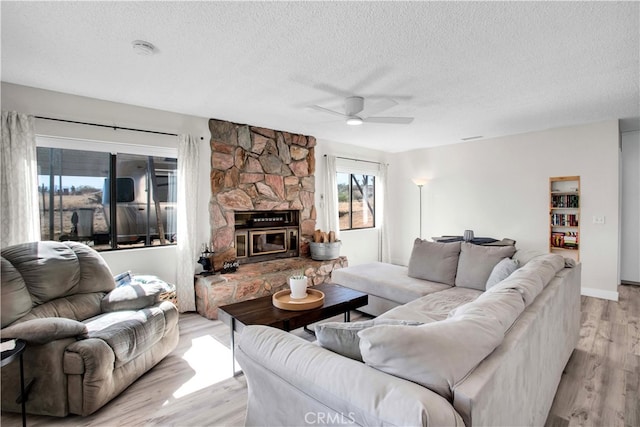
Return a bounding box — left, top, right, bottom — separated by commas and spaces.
234, 210, 299, 264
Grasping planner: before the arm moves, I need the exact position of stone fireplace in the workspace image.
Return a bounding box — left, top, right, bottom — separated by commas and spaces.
195, 119, 348, 320
208, 119, 317, 270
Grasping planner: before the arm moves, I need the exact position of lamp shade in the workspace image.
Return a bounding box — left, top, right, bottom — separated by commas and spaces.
412, 178, 428, 186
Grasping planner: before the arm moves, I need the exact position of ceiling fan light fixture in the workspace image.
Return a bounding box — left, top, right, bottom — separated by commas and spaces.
346, 116, 363, 126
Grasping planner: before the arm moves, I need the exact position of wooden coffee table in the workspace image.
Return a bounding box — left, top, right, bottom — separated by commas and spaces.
218, 283, 368, 375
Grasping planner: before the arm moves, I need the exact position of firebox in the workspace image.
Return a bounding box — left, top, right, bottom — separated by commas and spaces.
234, 210, 299, 264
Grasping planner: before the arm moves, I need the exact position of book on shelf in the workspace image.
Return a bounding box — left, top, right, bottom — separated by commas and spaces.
551, 194, 579, 208
551, 213, 579, 226
550, 231, 579, 249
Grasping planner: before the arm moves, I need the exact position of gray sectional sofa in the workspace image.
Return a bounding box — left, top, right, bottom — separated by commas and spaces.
236, 240, 581, 426
1, 241, 179, 416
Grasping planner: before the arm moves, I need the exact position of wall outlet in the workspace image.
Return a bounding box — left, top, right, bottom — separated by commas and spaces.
593, 216, 605, 224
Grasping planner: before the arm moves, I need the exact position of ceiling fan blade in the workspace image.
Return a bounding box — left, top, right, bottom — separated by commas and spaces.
361, 98, 398, 117
364, 116, 414, 124
312, 83, 352, 98
309, 105, 348, 118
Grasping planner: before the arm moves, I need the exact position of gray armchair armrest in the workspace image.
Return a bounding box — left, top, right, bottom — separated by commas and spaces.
0, 318, 88, 344
237, 325, 465, 427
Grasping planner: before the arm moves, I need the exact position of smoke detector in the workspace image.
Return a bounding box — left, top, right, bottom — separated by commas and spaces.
132, 40, 156, 55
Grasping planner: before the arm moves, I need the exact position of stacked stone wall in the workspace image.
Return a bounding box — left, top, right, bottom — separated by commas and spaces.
208, 119, 317, 270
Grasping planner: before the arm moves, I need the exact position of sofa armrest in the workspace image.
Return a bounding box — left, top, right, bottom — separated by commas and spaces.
1, 338, 76, 417
64, 338, 115, 378
1, 318, 88, 344
237, 325, 464, 427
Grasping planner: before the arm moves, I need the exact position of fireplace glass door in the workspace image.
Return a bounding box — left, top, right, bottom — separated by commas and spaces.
249, 230, 288, 256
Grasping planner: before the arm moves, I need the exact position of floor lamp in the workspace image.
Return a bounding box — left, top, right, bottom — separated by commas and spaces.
412, 178, 428, 238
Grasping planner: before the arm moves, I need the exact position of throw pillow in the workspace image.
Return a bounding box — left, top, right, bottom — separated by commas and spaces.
101, 283, 165, 312
0, 318, 88, 344
408, 239, 462, 286
455, 243, 516, 291
316, 319, 422, 361
485, 258, 519, 290
358, 313, 503, 401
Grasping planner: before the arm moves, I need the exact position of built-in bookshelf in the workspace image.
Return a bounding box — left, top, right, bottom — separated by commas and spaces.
549, 176, 580, 261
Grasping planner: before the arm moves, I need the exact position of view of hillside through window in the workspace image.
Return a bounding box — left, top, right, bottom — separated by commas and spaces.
337, 172, 375, 230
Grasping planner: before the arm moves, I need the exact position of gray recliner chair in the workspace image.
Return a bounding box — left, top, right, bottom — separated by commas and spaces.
1, 241, 179, 416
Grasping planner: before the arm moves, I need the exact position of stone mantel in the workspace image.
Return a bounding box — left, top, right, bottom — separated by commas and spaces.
195, 256, 348, 320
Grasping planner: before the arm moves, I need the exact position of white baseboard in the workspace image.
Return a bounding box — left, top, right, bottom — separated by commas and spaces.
581, 287, 619, 302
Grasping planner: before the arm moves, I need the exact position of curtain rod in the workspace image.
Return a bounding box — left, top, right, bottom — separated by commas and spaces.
34, 116, 179, 137
324, 154, 385, 165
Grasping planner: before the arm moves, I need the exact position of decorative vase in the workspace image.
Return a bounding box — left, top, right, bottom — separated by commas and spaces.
289, 276, 308, 299
463, 230, 474, 242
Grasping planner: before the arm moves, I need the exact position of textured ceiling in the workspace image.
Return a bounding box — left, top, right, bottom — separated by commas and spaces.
1, 1, 638, 152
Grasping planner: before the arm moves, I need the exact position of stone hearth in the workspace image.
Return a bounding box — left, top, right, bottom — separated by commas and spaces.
195, 256, 348, 320
208, 119, 317, 270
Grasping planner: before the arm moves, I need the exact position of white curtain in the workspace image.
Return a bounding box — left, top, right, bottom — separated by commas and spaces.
1, 111, 40, 248
324, 155, 340, 239
378, 162, 391, 263
176, 134, 199, 312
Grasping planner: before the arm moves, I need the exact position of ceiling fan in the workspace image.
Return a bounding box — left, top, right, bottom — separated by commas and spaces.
310, 96, 414, 126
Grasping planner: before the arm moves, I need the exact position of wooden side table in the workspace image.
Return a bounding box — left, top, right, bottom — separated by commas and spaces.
1, 339, 27, 427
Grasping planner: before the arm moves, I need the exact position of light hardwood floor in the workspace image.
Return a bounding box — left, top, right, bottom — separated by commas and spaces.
545, 284, 640, 427
2, 286, 638, 426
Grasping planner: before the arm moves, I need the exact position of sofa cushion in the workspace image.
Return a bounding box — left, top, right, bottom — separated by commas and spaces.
486, 258, 519, 290
316, 319, 422, 361
455, 243, 516, 290
408, 240, 461, 286
379, 287, 482, 323
488, 261, 548, 307
65, 242, 116, 294
0, 318, 88, 344
1, 257, 32, 328
331, 262, 450, 305
527, 254, 565, 287
488, 253, 565, 307
512, 249, 546, 266
1, 241, 80, 305
86, 306, 166, 366
18, 293, 105, 323
449, 288, 525, 334
358, 313, 504, 401
101, 283, 164, 312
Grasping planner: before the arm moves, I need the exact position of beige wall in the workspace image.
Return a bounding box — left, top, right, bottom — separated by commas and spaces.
387, 120, 621, 300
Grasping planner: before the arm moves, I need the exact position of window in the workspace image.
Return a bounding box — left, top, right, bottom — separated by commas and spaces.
337, 172, 375, 230
37, 146, 177, 251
